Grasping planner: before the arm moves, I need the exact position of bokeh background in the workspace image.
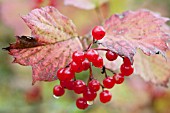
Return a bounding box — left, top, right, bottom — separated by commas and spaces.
0, 0, 170, 113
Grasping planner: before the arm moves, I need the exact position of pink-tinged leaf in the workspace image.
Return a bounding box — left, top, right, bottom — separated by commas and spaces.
134, 50, 170, 87
64, 0, 108, 10
101, 9, 170, 61
5, 6, 83, 84
21, 6, 77, 44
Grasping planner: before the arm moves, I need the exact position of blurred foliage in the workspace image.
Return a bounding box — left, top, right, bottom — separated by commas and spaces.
0, 0, 170, 113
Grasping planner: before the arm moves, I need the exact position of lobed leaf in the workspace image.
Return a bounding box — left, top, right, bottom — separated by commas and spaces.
5, 6, 83, 84
22, 6, 77, 44
134, 50, 170, 87
101, 9, 170, 61
64, 0, 108, 10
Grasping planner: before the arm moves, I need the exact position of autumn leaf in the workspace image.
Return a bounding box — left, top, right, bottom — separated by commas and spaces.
134, 50, 170, 87
64, 0, 108, 10
101, 9, 170, 61
4, 6, 83, 84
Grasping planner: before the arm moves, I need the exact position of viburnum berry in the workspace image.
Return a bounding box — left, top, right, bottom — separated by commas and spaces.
106, 51, 118, 61
88, 79, 100, 92
83, 88, 97, 101
53, 85, 65, 97
62, 67, 75, 81
103, 76, 115, 89
92, 26, 105, 40
123, 57, 132, 66
100, 90, 112, 103
72, 51, 85, 64
113, 73, 124, 84
60, 79, 74, 90
85, 49, 99, 62
82, 59, 90, 71
57, 68, 65, 81
73, 80, 86, 94
120, 64, 134, 76
76, 97, 88, 110
70, 61, 83, 73
92, 56, 103, 68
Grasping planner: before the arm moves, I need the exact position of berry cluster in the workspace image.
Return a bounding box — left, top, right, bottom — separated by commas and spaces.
53, 26, 134, 109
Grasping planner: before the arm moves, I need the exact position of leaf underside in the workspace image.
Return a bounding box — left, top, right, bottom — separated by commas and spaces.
5, 6, 83, 84
134, 50, 170, 87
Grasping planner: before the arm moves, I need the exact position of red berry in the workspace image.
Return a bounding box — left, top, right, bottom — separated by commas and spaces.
123, 57, 132, 66
53, 85, 65, 97
85, 49, 99, 62
60, 80, 67, 88
83, 88, 97, 101
70, 61, 79, 72
92, 26, 105, 40
106, 51, 118, 61
92, 56, 103, 68
72, 51, 85, 64
100, 90, 112, 103
88, 79, 100, 92
70, 61, 83, 73
82, 59, 90, 71
63, 67, 75, 81
120, 64, 134, 76
76, 97, 88, 109
113, 74, 124, 84
57, 68, 65, 81
74, 80, 86, 94
60, 79, 74, 90
103, 76, 115, 89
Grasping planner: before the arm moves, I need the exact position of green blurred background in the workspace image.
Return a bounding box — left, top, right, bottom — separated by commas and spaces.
0, 0, 170, 113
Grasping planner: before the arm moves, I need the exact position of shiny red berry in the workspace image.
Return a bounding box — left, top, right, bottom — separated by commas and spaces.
82, 59, 90, 71
85, 49, 99, 62
60, 79, 74, 90
88, 79, 100, 92
103, 76, 115, 89
83, 88, 97, 101
70, 61, 83, 73
74, 80, 86, 94
100, 90, 112, 103
113, 74, 124, 84
92, 26, 105, 40
106, 51, 118, 61
123, 57, 132, 66
53, 85, 65, 97
120, 64, 134, 76
63, 67, 75, 81
76, 97, 88, 109
92, 56, 103, 68
72, 51, 85, 64
57, 68, 65, 81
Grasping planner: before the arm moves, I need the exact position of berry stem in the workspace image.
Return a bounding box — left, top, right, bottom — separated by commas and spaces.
88, 63, 94, 83
101, 66, 108, 78
100, 83, 105, 91
93, 48, 109, 51
105, 67, 116, 74
85, 38, 95, 51
93, 48, 124, 58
